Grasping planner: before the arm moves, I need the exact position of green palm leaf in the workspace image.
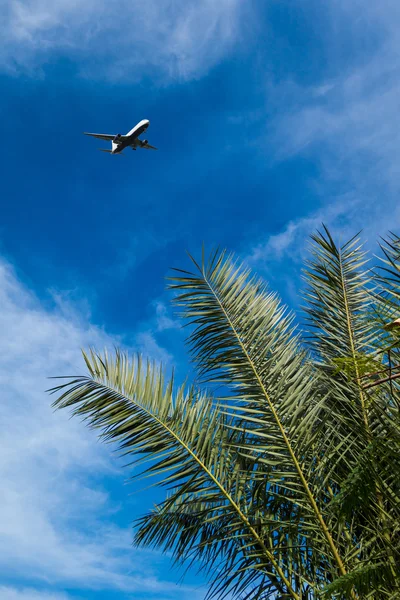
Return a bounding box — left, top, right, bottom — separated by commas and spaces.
50, 349, 299, 600
169, 249, 354, 589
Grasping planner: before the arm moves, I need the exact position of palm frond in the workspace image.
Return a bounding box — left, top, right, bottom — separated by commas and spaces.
169, 249, 354, 587
50, 349, 299, 600
303, 226, 375, 365
135, 497, 285, 600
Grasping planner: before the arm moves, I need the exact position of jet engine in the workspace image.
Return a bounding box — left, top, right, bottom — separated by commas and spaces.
113, 133, 122, 142
141, 139, 148, 145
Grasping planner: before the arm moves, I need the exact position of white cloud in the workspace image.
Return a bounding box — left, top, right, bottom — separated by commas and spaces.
135, 330, 173, 364
252, 1, 400, 267
0, 587, 73, 600
154, 300, 180, 332
128, 298, 182, 366
0, 257, 198, 598
249, 193, 360, 265
2, 0, 244, 80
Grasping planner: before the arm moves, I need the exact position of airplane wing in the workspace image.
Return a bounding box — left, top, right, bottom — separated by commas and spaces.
83, 132, 115, 141
141, 142, 158, 150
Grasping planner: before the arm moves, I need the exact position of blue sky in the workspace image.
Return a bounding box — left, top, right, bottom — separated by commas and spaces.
1, 1, 399, 599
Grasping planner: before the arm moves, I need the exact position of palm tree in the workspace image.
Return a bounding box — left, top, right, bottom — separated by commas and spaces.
51, 228, 400, 599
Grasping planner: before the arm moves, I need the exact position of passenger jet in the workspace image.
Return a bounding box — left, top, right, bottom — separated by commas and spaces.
83, 119, 157, 154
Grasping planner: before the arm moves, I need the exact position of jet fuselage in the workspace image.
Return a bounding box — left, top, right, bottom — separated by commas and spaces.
112, 119, 150, 154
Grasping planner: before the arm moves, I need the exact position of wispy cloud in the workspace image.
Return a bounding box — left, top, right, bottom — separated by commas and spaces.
153, 300, 181, 332
248, 193, 360, 265
0, 587, 74, 600
250, 1, 400, 272
2, 0, 244, 80
131, 299, 182, 367
0, 257, 199, 598
134, 330, 173, 364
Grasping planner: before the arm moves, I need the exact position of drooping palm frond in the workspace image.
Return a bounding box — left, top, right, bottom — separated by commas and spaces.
135, 495, 286, 600
50, 349, 299, 600
169, 249, 356, 592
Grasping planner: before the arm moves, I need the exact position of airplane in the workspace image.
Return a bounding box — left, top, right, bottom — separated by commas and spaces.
83, 119, 157, 154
